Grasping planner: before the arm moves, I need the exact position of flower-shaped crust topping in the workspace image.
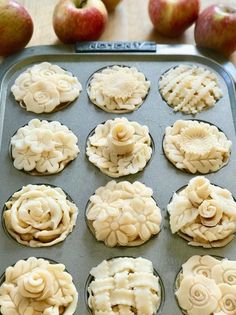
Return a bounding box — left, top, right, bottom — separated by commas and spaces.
4, 184, 78, 247
11, 62, 82, 114
87, 65, 150, 113
0, 257, 78, 315
86, 180, 162, 247
163, 120, 231, 174
86, 117, 152, 178
87, 257, 161, 315
159, 65, 222, 114
168, 176, 236, 248
176, 255, 236, 315
11, 119, 79, 175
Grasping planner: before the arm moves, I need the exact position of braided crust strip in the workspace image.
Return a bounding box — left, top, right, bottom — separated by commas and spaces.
86, 117, 152, 178
0, 257, 78, 315
87, 257, 161, 315
163, 120, 231, 174
159, 65, 222, 114
4, 184, 78, 247
86, 180, 162, 247
175, 255, 236, 315
168, 176, 236, 248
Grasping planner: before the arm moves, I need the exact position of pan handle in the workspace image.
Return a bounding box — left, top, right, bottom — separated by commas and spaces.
75, 41, 157, 53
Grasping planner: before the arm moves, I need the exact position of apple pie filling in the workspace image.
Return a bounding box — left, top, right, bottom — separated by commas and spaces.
87, 257, 162, 315
159, 65, 222, 114
86, 180, 162, 247
10, 119, 80, 175
11, 62, 82, 113
86, 117, 152, 177
0, 257, 78, 315
163, 120, 231, 174
87, 65, 150, 113
4, 184, 78, 247
168, 176, 236, 248
175, 255, 236, 315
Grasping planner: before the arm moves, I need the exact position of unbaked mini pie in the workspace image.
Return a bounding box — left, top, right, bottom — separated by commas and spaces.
86, 180, 162, 247
0, 257, 78, 315
168, 176, 236, 248
86, 117, 152, 177
163, 120, 231, 174
159, 65, 222, 114
87, 257, 162, 315
11, 62, 82, 114
4, 184, 78, 247
87, 65, 150, 113
175, 255, 236, 315
10, 119, 80, 175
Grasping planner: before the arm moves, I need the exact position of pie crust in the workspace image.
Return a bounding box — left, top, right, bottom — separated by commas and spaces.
87, 65, 150, 113
163, 120, 231, 174
11, 62, 82, 114
86, 117, 152, 177
168, 176, 236, 248
0, 257, 78, 315
10, 119, 80, 175
159, 65, 222, 114
87, 257, 161, 315
4, 184, 78, 247
86, 180, 162, 247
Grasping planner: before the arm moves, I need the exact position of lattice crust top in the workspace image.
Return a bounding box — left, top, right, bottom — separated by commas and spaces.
86, 180, 162, 247
11, 62, 82, 114
176, 255, 236, 315
168, 176, 236, 248
86, 117, 152, 178
4, 184, 78, 247
87, 257, 161, 315
11, 119, 80, 175
159, 65, 222, 114
87, 66, 150, 113
163, 120, 232, 174
0, 257, 78, 315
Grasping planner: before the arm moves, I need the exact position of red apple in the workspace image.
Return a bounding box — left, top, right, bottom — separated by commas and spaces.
195, 5, 236, 56
148, 0, 200, 37
0, 0, 33, 56
53, 0, 108, 43
102, 0, 122, 11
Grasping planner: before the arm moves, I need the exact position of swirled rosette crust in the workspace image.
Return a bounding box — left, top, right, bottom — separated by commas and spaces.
87, 257, 161, 315
168, 176, 236, 248
11, 62, 82, 114
0, 257, 78, 315
159, 65, 222, 114
86, 117, 152, 177
163, 120, 231, 174
86, 180, 162, 247
176, 255, 236, 315
4, 184, 78, 247
87, 65, 150, 113
10, 119, 80, 175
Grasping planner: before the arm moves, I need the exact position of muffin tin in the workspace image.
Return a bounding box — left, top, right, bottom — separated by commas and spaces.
0, 43, 236, 314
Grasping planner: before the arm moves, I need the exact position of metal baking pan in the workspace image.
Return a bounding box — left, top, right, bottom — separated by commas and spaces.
0, 42, 236, 315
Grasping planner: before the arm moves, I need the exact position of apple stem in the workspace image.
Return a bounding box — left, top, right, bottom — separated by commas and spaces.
76, 0, 87, 8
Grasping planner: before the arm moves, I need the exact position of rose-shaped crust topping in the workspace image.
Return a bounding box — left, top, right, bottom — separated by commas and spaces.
176, 275, 221, 315
87, 65, 150, 113
86, 181, 162, 247
0, 257, 78, 315
4, 184, 78, 247
159, 65, 222, 114
176, 256, 236, 315
87, 257, 161, 315
10, 119, 79, 175
168, 176, 236, 248
11, 62, 82, 114
86, 117, 152, 178
163, 120, 231, 174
